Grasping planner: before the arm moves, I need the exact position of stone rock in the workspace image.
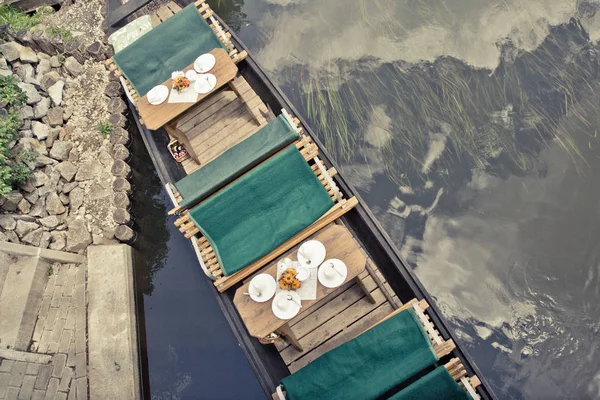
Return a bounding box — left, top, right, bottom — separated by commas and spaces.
45, 192, 66, 215
15, 64, 34, 80
112, 144, 130, 161
0, 231, 7, 242
36, 59, 51, 76
24, 190, 39, 205
15, 220, 39, 237
104, 81, 122, 97
17, 82, 42, 105
20, 129, 33, 138
68, 148, 79, 163
32, 121, 49, 140
49, 140, 72, 161
0, 42, 21, 62
5, 230, 19, 243
22, 228, 43, 246
64, 57, 84, 77
46, 128, 60, 148
62, 181, 78, 193
18, 105, 34, 120
69, 187, 84, 210
48, 80, 65, 106
50, 56, 61, 68
56, 161, 78, 182
98, 151, 114, 168
75, 161, 103, 181
88, 183, 110, 201
20, 137, 48, 157
31, 170, 49, 187
47, 107, 63, 127
0, 56, 7, 70
66, 218, 92, 252
109, 113, 127, 128
39, 231, 51, 248
40, 71, 60, 92
16, 214, 36, 223
34, 97, 50, 119
17, 198, 31, 214
35, 155, 58, 168
107, 97, 126, 113
49, 231, 66, 250
113, 192, 130, 209
111, 160, 130, 178
59, 192, 69, 205
18, 46, 38, 64
2, 191, 23, 211
18, 179, 36, 194
0, 214, 16, 230
114, 225, 135, 243
39, 215, 59, 228
29, 197, 46, 217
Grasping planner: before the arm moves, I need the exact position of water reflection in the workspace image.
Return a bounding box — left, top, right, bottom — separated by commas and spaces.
217, 0, 600, 398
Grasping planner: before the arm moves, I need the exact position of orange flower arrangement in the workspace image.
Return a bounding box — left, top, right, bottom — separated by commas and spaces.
279, 268, 301, 291
172, 76, 190, 92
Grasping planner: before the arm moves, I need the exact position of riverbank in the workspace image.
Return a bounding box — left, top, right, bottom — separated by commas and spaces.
0, 1, 141, 399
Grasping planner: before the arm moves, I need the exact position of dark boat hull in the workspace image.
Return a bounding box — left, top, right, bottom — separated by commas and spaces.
108, 2, 497, 398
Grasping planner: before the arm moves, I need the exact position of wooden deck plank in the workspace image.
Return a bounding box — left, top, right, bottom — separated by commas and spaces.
178, 91, 239, 132
176, 89, 234, 128
188, 99, 246, 143
199, 114, 264, 164
279, 288, 388, 365
288, 302, 396, 372
156, 5, 175, 22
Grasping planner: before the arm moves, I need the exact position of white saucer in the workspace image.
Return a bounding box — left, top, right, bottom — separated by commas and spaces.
194, 74, 217, 94
297, 240, 326, 268
248, 274, 276, 303
272, 291, 301, 320
147, 85, 169, 105
194, 53, 216, 73
317, 259, 347, 288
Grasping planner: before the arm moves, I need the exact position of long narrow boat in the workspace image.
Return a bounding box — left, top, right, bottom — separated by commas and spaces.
106, 1, 497, 398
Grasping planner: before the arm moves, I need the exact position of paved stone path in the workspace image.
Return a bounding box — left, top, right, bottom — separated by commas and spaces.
0, 263, 88, 400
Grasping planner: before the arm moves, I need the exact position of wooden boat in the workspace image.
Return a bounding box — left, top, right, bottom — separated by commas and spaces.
106, 1, 497, 398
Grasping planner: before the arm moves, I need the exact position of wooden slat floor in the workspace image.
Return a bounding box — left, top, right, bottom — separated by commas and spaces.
273, 225, 401, 374
172, 76, 273, 175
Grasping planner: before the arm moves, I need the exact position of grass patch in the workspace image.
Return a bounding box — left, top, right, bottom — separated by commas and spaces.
96, 121, 114, 138
0, 5, 51, 31
0, 76, 27, 106
48, 26, 73, 42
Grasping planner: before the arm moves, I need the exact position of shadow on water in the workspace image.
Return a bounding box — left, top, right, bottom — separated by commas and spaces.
127, 114, 264, 399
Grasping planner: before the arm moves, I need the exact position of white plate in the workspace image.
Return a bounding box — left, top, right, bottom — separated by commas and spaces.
193, 74, 217, 94
147, 85, 169, 105
272, 291, 301, 320
194, 53, 216, 73
318, 259, 347, 288
297, 240, 326, 268
248, 274, 276, 303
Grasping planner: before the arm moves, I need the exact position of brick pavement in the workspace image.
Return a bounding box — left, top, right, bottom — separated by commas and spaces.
0, 263, 87, 400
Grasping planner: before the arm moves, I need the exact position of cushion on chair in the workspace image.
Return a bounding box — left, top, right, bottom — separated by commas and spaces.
108, 15, 153, 54
387, 365, 471, 400
281, 308, 439, 400
188, 145, 334, 276
175, 114, 299, 209
113, 4, 225, 97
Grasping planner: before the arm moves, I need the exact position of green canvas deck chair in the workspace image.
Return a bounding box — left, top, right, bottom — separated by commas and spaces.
272, 299, 457, 400
174, 138, 357, 292
167, 111, 302, 214
388, 358, 481, 400
105, 0, 247, 103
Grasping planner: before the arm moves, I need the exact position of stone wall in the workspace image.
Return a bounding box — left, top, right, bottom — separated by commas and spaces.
0, 35, 135, 252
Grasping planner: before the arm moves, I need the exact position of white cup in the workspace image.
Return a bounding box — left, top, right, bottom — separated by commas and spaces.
296, 266, 310, 281
185, 70, 198, 81
250, 280, 265, 296
323, 264, 335, 279
171, 70, 184, 79
301, 245, 313, 262
277, 297, 289, 311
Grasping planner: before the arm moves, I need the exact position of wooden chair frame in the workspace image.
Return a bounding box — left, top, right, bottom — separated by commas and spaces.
273, 299, 480, 400
167, 109, 307, 215
173, 136, 357, 292
104, 0, 248, 104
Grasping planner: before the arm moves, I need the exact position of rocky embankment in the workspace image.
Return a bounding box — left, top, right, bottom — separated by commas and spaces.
0, 39, 135, 253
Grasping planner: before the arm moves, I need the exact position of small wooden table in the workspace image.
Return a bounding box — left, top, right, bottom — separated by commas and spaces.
137, 48, 238, 131
233, 224, 369, 351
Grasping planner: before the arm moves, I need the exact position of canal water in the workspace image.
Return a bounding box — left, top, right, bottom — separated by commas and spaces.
208, 0, 600, 399
130, 0, 600, 399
